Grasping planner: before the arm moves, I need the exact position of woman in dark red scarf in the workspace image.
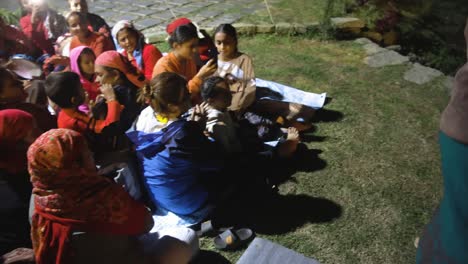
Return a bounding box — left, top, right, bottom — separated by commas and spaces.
0, 109, 38, 174
0, 109, 39, 255
27, 129, 153, 263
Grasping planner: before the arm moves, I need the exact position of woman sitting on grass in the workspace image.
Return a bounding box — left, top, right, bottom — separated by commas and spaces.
28, 128, 195, 264
113, 20, 163, 81
94, 50, 146, 133
128, 72, 222, 225
213, 24, 327, 131
152, 24, 217, 104
0, 109, 40, 255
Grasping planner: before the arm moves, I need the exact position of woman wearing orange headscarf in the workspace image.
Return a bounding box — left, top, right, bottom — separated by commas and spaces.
28, 128, 153, 263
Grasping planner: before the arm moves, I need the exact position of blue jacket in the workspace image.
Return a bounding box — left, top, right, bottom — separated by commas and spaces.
127, 119, 221, 216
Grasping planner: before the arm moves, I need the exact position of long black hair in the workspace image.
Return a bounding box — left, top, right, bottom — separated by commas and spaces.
168, 24, 198, 47
213, 24, 238, 45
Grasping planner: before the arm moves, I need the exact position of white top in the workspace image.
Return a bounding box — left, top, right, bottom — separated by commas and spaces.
135, 106, 173, 133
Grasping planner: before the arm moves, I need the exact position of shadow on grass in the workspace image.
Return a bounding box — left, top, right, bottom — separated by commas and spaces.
265, 144, 327, 186
300, 135, 328, 143
190, 250, 231, 264
207, 132, 335, 237
213, 193, 342, 236
311, 109, 344, 123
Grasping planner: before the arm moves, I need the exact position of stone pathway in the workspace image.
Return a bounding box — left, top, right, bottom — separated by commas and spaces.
0, 0, 268, 34
354, 37, 452, 89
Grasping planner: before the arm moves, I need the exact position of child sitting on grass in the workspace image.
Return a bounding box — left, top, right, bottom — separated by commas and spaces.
201, 76, 241, 154
128, 72, 222, 224
201, 76, 300, 158
44, 71, 122, 134
70, 46, 100, 102
213, 23, 326, 131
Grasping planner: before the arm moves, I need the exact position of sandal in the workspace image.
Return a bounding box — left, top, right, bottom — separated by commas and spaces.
195, 220, 232, 237
214, 228, 255, 250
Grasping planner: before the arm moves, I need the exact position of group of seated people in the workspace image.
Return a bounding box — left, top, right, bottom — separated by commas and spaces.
0, 0, 327, 262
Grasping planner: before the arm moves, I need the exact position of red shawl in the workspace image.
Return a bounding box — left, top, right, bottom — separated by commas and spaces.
28, 129, 150, 264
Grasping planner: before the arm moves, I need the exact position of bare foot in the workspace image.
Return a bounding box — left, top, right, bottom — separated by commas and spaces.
288, 120, 313, 132
277, 127, 300, 158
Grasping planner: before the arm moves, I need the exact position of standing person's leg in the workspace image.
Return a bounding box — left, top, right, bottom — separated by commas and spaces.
416, 131, 468, 264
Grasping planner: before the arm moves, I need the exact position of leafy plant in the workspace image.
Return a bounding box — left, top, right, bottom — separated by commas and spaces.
0, 8, 21, 26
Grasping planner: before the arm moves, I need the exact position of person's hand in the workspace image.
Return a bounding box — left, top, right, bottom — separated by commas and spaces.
22, 80, 32, 91
99, 84, 116, 102
48, 55, 70, 66
196, 58, 217, 79
188, 102, 209, 126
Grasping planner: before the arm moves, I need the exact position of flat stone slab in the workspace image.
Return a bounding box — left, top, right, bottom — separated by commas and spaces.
134, 17, 165, 30
237, 238, 320, 264
386, 45, 402, 51
354, 38, 374, 45
364, 50, 409, 67
0, 0, 320, 35
331, 17, 365, 29
403, 63, 443, 85
363, 43, 387, 55
256, 24, 276, 34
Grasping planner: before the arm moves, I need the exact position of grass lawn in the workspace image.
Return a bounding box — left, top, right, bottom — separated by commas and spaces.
190, 34, 448, 263
239, 0, 345, 24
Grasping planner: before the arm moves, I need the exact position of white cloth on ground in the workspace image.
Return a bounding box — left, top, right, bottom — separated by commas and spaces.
255, 78, 327, 109
142, 227, 199, 257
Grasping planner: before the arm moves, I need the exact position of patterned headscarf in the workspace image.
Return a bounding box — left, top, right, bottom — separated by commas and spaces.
27, 129, 140, 263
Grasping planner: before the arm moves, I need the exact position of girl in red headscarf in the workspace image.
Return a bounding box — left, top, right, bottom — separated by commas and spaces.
95, 50, 145, 132
28, 128, 153, 264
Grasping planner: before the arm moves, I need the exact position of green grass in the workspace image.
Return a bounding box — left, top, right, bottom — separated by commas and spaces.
194, 35, 448, 263
239, 0, 347, 24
